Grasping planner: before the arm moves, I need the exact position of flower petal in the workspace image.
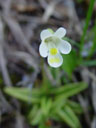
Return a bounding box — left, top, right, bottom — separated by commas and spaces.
54, 27, 66, 38
39, 42, 48, 58
59, 40, 71, 54
48, 53, 63, 68
40, 29, 52, 40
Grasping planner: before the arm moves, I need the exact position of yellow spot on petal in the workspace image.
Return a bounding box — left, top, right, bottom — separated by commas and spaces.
50, 48, 58, 55
49, 58, 60, 63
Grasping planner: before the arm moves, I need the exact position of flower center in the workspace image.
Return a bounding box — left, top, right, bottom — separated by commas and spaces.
50, 48, 58, 55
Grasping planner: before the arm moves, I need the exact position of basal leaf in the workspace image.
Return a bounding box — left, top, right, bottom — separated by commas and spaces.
28, 105, 39, 120
30, 109, 43, 125
57, 106, 81, 128
66, 100, 83, 114
55, 82, 87, 100
4, 87, 40, 103
50, 82, 87, 95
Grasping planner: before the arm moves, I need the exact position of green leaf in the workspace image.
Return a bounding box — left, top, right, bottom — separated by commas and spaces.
61, 50, 78, 76
28, 105, 39, 120
76, 0, 83, 3
41, 98, 47, 116
39, 124, 49, 128
30, 109, 43, 125
80, 0, 95, 58
50, 113, 61, 121
52, 99, 66, 113
66, 100, 83, 114
55, 82, 87, 101
50, 82, 87, 95
88, 20, 96, 58
57, 106, 81, 128
4, 87, 40, 103
39, 123, 51, 128
82, 60, 96, 67
4, 87, 43, 96
41, 98, 52, 116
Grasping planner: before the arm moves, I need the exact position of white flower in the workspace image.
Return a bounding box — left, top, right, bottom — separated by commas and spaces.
39, 27, 71, 68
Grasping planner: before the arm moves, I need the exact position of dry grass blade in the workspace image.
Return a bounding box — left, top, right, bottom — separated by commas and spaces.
78, 95, 91, 127
91, 70, 96, 128
91, 116, 96, 128
0, 90, 13, 113
66, 0, 82, 35
15, 112, 24, 128
12, 51, 39, 70
0, 18, 12, 87
44, 64, 56, 86
42, 1, 57, 22
2, 13, 38, 58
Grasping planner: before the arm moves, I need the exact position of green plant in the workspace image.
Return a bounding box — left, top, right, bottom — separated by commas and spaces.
5, 82, 87, 128
4, 1, 96, 127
